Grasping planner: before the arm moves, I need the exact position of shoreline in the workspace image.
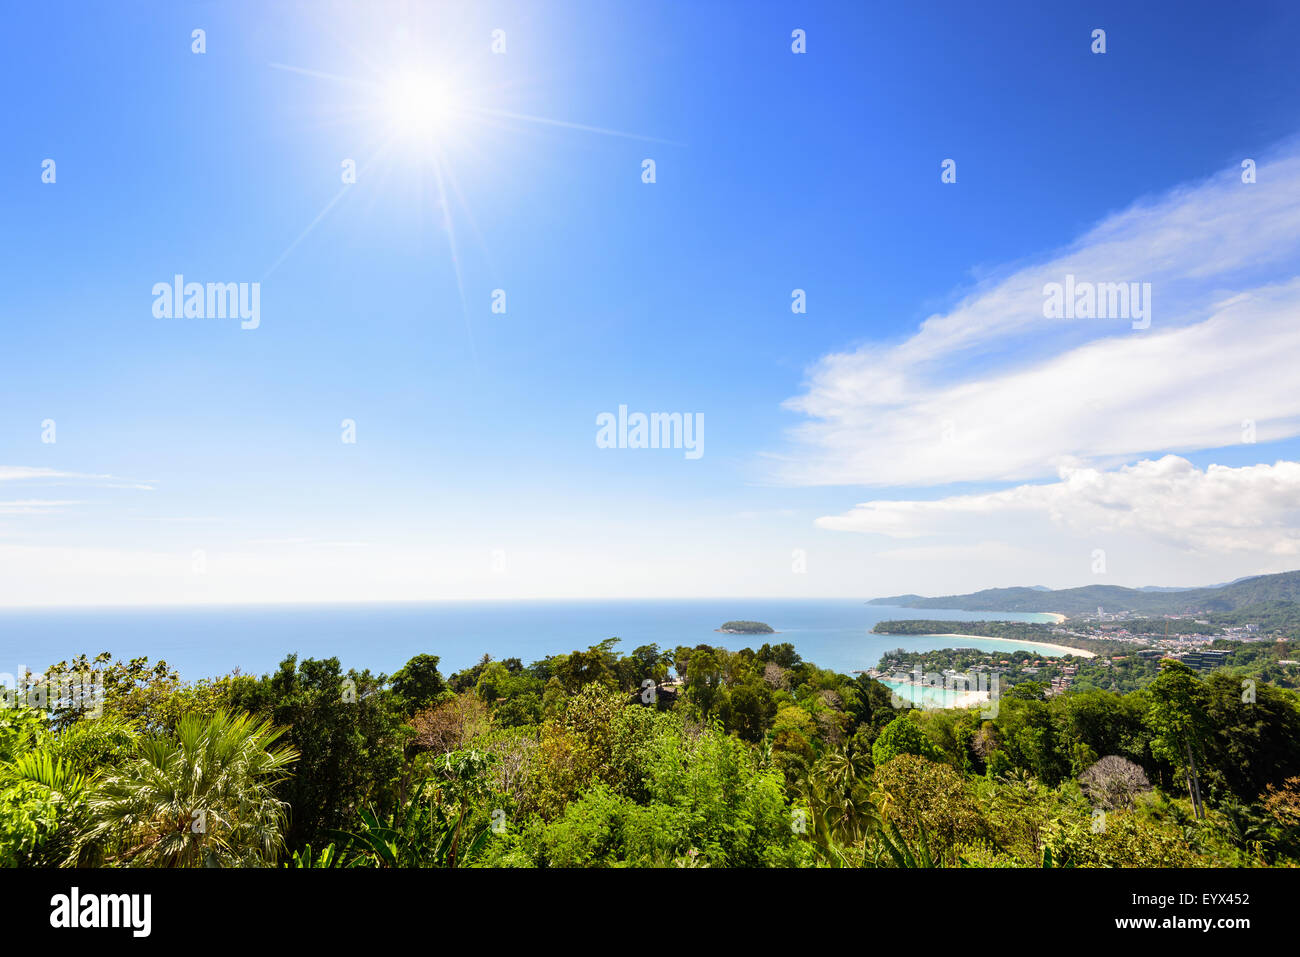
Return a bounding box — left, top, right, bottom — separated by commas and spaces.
880, 679, 991, 708
886, 632, 1096, 659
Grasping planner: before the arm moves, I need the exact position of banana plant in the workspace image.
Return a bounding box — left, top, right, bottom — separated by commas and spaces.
874, 819, 936, 868
336, 749, 496, 868
289, 842, 353, 868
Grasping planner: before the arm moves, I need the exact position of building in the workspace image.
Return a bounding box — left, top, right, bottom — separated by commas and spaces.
1178, 649, 1230, 671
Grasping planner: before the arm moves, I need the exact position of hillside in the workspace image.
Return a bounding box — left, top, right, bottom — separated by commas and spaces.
868, 570, 1300, 616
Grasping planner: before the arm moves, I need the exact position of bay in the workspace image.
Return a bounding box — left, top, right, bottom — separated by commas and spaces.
0, 599, 1066, 681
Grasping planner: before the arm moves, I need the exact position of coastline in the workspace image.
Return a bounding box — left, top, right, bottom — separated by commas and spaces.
880, 679, 991, 708
900, 632, 1096, 659
0, 601, 1079, 685
1045, 612, 1067, 623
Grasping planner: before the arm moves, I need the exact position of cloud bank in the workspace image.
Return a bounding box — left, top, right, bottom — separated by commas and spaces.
818, 455, 1300, 557
781, 146, 1300, 488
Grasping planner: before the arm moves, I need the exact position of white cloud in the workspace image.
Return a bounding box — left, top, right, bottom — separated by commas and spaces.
779, 145, 1300, 487
873, 540, 1029, 562
818, 455, 1300, 557
0, 467, 97, 482
0, 467, 154, 490
0, 500, 86, 515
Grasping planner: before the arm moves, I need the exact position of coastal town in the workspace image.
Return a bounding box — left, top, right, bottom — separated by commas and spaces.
867, 606, 1300, 701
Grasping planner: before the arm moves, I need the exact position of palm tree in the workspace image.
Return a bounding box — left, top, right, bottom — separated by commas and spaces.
0, 750, 88, 867
804, 747, 880, 865
82, 711, 298, 867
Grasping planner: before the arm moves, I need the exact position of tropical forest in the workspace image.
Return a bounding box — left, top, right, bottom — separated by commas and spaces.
3, 638, 1299, 869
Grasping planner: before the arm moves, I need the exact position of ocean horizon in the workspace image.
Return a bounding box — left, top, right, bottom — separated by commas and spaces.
0, 599, 1067, 681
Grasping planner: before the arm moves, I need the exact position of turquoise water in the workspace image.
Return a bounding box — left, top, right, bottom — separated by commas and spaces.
880, 679, 997, 709
0, 600, 1062, 681
889, 681, 987, 712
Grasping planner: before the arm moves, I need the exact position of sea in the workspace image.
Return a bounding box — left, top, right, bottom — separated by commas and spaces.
0, 599, 1067, 682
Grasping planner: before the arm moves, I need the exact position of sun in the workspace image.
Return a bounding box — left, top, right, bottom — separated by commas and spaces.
265, 52, 679, 303
381, 71, 458, 141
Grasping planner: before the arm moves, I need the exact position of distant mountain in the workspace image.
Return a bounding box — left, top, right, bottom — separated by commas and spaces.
868, 570, 1300, 616
1134, 580, 1237, 591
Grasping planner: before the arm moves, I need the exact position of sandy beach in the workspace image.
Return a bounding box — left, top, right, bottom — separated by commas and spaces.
882, 681, 992, 709
924, 633, 1095, 658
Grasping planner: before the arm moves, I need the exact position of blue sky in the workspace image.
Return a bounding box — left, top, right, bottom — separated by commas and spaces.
4, 0, 1300, 605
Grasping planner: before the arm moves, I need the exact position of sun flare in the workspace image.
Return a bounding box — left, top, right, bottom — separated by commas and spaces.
381, 71, 458, 140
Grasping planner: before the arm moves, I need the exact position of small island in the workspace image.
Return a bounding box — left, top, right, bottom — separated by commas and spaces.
716, 620, 775, 634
